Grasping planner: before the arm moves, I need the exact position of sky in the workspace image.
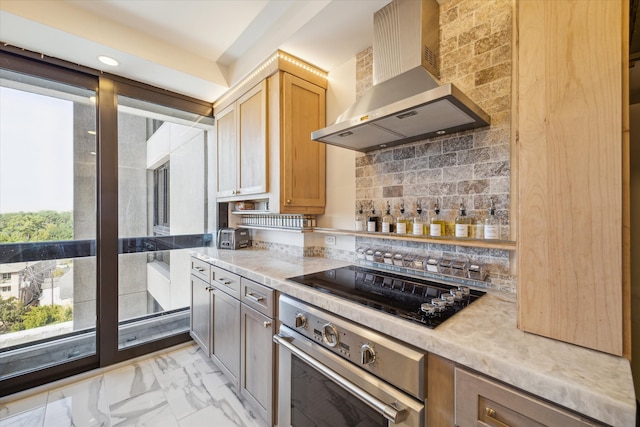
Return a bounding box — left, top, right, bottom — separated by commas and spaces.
0, 86, 75, 214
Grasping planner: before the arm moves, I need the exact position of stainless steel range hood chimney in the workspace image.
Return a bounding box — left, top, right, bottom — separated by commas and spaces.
311, 0, 490, 152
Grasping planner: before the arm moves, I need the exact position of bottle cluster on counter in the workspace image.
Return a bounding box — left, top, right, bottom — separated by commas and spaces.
355, 198, 501, 240
356, 246, 488, 282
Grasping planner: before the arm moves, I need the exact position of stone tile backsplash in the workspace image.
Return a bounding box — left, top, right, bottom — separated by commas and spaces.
354, 0, 516, 292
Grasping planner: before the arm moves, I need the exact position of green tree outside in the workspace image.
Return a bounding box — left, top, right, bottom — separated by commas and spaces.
22, 305, 73, 329
0, 296, 27, 333
0, 296, 72, 333
0, 211, 73, 243
0, 212, 74, 335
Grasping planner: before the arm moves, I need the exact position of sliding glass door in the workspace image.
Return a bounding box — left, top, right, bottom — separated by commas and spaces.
115, 95, 212, 350
0, 68, 98, 383
0, 50, 214, 396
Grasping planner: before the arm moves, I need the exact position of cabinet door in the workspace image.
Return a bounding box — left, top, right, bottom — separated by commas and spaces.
216, 103, 238, 198
190, 275, 211, 356
281, 72, 326, 213
237, 80, 268, 196
517, 0, 625, 355
455, 368, 602, 426
240, 304, 274, 425
211, 288, 240, 387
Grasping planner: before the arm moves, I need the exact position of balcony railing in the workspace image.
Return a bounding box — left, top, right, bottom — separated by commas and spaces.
0, 233, 213, 264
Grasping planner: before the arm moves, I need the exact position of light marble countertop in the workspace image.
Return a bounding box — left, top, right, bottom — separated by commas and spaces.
192, 247, 636, 427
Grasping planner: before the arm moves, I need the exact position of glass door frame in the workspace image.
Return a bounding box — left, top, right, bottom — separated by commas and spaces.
0, 46, 213, 396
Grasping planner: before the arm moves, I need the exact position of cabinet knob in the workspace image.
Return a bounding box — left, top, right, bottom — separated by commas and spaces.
263, 321, 272, 328
485, 407, 511, 427
286, 199, 291, 204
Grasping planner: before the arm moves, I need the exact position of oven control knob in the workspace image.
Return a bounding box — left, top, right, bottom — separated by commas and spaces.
295, 313, 307, 328
360, 344, 376, 365
322, 323, 339, 347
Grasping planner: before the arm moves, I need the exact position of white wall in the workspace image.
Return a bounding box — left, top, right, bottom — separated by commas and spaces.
320, 57, 357, 231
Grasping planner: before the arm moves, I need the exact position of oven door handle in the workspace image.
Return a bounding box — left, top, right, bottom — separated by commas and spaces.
274, 334, 409, 424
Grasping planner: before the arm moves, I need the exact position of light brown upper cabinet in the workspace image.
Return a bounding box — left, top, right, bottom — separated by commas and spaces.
517, 0, 629, 356
216, 81, 268, 199
270, 72, 326, 214
214, 52, 327, 214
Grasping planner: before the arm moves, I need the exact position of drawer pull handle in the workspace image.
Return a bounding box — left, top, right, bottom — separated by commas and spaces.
215, 278, 232, 286
246, 292, 265, 303
263, 321, 272, 328
194, 267, 205, 272
485, 407, 510, 427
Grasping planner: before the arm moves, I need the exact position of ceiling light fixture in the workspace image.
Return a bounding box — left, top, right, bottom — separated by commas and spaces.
98, 55, 119, 66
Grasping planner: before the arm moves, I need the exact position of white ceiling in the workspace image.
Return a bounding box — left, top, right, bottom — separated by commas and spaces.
0, 0, 391, 103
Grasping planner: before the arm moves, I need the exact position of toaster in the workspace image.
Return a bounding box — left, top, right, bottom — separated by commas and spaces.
217, 228, 251, 250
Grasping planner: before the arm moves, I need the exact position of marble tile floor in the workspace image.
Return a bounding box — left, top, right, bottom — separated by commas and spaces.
0, 342, 267, 427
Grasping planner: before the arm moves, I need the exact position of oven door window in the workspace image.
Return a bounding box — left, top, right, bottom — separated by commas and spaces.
291, 355, 386, 427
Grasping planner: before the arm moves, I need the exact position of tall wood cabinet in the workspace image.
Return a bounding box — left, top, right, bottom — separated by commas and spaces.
516, 0, 629, 355
270, 71, 326, 214
214, 51, 327, 214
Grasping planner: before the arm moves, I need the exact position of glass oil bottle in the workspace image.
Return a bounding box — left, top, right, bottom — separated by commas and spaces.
382, 201, 394, 233
355, 202, 365, 232
455, 202, 471, 238
412, 201, 424, 236
484, 197, 500, 239
396, 200, 408, 234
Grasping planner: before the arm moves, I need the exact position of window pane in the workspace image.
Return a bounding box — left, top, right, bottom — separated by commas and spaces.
0, 70, 97, 380
116, 95, 211, 349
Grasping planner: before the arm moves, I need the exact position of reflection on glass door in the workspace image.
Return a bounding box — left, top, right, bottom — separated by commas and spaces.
0, 70, 97, 380
116, 95, 213, 349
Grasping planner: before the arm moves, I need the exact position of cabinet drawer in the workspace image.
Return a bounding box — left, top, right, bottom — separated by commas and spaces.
455, 368, 603, 426
211, 265, 241, 299
241, 278, 275, 316
190, 257, 210, 283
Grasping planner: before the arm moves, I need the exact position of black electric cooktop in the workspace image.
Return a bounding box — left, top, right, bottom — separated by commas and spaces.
287, 265, 485, 328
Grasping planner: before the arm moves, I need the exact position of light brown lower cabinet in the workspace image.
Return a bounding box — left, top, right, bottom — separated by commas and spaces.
454, 368, 603, 427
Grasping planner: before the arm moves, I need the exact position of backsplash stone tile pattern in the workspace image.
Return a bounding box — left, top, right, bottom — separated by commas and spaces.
251, 240, 356, 263
355, 0, 515, 292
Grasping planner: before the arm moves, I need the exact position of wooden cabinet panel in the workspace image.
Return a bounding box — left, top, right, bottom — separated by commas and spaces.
190, 257, 211, 283
216, 103, 238, 198
190, 275, 212, 356
216, 81, 267, 199
214, 57, 327, 214
238, 82, 268, 195
426, 353, 455, 427
517, 0, 625, 355
211, 287, 241, 387
455, 368, 602, 426
240, 303, 275, 425
280, 72, 326, 213
211, 265, 241, 299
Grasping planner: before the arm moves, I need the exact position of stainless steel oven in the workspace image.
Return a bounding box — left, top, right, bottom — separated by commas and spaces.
274, 295, 426, 427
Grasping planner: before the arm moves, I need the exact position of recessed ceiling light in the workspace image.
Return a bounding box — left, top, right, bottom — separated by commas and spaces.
98, 55, 119, 66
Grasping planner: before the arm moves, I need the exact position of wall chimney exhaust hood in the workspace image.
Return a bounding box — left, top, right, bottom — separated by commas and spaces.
311, 0, 491, 152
